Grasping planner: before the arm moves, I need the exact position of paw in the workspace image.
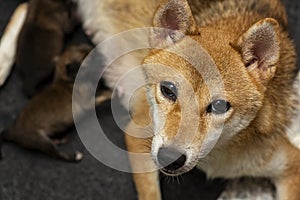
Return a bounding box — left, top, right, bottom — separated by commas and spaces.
75, 151, 83, 162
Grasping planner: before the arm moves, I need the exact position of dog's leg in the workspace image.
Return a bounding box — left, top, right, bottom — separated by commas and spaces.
95, 90, 112, 106
34, 131, 83, 162
125, 121, 161, 200
132, 171, 161, 200
40, 138, 83, 162
0, 3, 28, 86
275, 174, 300, 200
274, 146, 300, 200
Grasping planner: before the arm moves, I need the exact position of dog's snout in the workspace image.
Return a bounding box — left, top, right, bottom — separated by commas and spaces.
157, 147, 186, 171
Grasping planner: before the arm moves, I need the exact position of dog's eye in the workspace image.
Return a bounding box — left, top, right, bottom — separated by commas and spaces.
160, 81, 177, 102
245, 57, 258, 68
207, 100, 231, 114
66, 62, 80, 79
66, 62, 80, 73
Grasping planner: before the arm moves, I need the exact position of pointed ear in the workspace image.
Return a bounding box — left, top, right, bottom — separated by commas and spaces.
237, 18, 280, 84
150, 0, 197, 48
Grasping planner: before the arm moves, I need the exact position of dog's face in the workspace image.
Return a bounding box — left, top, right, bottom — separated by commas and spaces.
141, 0, 280, 175
55, 44, 92, 82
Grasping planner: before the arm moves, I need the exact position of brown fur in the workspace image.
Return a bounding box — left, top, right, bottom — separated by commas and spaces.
122, 0, 300, 199
16, 0, 76, 97
0, 44, 111, 162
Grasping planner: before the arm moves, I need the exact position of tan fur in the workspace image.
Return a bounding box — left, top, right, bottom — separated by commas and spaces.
78, 0, 299, 199
287, 72, 300, 148
0, 3, 28, 86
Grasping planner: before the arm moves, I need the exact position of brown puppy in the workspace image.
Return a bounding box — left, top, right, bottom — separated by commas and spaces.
16, 0, 76, 97
0, 44, 111, 162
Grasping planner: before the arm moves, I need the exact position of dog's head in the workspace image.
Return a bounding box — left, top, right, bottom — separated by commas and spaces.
54, 44, 92, 82
142, 0, 281, 175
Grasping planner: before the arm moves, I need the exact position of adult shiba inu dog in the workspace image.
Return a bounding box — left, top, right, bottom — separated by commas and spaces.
0, 0, 299, 199
77, 0, 300, 199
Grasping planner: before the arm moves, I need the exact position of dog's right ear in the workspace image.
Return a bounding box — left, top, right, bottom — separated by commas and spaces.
150, 0, 197, 48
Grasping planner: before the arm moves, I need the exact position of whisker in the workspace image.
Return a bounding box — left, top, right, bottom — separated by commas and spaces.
178, 175, 184, 184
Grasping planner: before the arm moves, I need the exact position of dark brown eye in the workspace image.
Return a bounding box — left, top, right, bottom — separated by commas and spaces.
207, 100, 231, 114
160, 81, 177, 102
66, 62, 80, 79
245, 57, 258, 68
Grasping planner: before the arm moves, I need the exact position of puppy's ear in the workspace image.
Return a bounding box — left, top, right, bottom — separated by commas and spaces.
237, 18, 280, 84
76, 44, 93, 53
150, 0, 197, 48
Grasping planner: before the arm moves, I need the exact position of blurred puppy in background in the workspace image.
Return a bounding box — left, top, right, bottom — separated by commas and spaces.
0, 44, 111, 162
16, 0, 77, 97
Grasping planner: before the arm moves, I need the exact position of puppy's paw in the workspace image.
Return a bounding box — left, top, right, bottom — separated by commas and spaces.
75, 151, 83, 162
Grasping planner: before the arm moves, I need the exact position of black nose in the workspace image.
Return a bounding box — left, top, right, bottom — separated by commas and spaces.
157, 147, 186, 171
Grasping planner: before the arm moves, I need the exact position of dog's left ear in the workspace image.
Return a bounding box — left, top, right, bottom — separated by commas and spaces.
150, 0, 197, 48
237, 18, 280, 85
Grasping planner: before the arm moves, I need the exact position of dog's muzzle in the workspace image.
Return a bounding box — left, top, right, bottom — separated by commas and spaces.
157, 147, 187, 174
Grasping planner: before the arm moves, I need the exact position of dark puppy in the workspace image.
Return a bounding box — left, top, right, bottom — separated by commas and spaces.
0, 44, 111, 162
16, 0, 76, 97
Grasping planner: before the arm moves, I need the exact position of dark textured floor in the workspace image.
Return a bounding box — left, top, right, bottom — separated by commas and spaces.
0, 0, 299, 200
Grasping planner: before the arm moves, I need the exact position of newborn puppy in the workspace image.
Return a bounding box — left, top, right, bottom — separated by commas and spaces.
0, 44, 111, 162
16, 0, 75, 97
